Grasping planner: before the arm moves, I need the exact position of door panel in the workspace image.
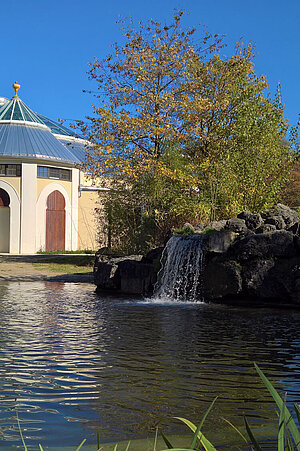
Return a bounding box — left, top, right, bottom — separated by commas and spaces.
46, 191, 65, 251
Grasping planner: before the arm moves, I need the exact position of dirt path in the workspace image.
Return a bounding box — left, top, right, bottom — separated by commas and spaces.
0, 256, 94, 283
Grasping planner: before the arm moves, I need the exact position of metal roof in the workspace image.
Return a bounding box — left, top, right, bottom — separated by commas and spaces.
0, 86, 85, 164
37, 114, 81, 138
0, 96, 45, 125
0, 123, 81, 163
56, 136, 91, 162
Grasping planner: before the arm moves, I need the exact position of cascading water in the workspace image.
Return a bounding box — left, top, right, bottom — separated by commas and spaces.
154, 234, 205, 302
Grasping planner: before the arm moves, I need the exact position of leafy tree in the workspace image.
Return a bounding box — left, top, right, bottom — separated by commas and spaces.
78, 12, 296, 251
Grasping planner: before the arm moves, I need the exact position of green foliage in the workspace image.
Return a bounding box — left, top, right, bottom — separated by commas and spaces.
201, 227, 217, 236
80, 11, 298, 250
173, 224, 195, 236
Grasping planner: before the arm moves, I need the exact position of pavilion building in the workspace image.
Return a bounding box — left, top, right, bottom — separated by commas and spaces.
0, 82, 104, 253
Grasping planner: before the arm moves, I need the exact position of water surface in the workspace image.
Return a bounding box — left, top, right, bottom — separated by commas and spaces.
0, 281, 299, 449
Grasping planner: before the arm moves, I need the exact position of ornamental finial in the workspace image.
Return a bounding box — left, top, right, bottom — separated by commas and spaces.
13, 81, 20, 96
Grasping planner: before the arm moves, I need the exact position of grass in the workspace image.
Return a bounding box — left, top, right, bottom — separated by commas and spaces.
37, 249, 96, 255
32, 255, 94, 274
14, 364, 300, 450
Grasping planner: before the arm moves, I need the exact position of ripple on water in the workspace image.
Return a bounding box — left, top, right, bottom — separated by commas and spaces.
0, 281, 299, 449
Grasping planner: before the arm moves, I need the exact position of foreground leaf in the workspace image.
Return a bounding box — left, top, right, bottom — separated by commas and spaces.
159, 428, 174, 449
190, 397, 218, 450
244, 417, 263, 451
174, 417, 217, 451
254, 363, 300, 450
75, 438, 86, 450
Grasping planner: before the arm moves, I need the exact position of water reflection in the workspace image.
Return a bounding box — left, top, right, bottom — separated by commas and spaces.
0, 281, 299, 449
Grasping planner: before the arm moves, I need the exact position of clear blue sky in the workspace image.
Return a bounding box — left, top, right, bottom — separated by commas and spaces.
1, 0, 299, 129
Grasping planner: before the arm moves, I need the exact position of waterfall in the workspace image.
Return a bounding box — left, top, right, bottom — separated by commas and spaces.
154, 234, 205, 302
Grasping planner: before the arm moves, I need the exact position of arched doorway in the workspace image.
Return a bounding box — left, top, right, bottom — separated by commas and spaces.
46, 190, 65, 251
0, 188, 10, 252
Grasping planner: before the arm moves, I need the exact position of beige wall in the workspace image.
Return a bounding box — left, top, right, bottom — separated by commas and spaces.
0, 177, 21, 196
78, 191, 100, 250
37, 178, 72, 200
0, 208, 10, 252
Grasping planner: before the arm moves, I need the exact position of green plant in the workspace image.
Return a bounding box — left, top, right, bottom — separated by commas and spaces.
201, 227, 217, 236
173, 224, 195, 236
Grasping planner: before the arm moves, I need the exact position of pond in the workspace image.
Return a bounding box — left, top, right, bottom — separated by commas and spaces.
0, 281, 299, 449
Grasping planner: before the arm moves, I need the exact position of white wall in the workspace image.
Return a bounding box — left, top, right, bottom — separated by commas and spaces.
71, 168, 79, 250
0, 180, 21, 253
36, 182, 72, 252
20, 163, 37, 253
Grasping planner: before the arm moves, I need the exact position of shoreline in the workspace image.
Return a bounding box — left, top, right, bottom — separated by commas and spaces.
0, 254, 95, 284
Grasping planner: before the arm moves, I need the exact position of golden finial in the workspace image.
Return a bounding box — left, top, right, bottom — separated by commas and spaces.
13, 81, 20, 96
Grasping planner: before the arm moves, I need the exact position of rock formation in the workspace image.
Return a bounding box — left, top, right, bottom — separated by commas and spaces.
94, 204, 300, 305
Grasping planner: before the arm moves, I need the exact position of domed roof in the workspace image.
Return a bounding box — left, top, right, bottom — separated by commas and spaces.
0, 97, 9, 108
0, 83, 85, 164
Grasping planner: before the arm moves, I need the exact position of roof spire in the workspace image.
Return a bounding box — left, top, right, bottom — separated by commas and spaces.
12, 81, 20, 96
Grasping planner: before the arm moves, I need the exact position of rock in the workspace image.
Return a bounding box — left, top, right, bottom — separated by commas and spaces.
256, 224, 277, 234
251, 257, 300, 302
203, 259, 242, 300
94, 203, 300, 305
287, 222, 300, 235
204, 230, 236, 253
142, 247, 163, 264
264, 215, 286, 230
205, 220, 227, 231
237, 211, 263, 230
242, 259, 275, 294
118, 260, 156, 295
94, 260, 120, 290
263, 203, 299, 229
231, 230, 296, 261
225, 218, 248, 234
141, 247, 163, 274
164, 230, 173, 246
194, 223, 205, 232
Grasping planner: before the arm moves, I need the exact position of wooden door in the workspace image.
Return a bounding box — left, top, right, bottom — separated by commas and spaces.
46, 190, 65, 251
0, 188, 10, 252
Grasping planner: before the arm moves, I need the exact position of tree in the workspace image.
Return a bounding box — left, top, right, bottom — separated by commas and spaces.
78, 12, 296, 251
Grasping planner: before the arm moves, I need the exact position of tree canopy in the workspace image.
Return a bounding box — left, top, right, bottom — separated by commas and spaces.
78, 11, 297, 252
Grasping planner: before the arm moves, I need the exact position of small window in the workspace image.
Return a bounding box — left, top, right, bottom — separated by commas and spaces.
0, 164, 21, 177
6, 165, 17, 176
37, 166, 72, 181
49, 168, 60, 179
60, 169, 71, 181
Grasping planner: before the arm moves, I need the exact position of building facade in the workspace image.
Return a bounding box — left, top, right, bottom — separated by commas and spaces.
0, 82, 104, 254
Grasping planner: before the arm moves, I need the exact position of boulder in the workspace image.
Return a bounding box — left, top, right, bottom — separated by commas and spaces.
94, 260, 120, 290
264, 215, 286, 230
287, 222, 300, 235
263, 203, 299, 229
247, 257, 300, 302
205, 219, 227, 231
203, 259, 242, 300
204, 230, 236, 253
118, 260, 156, 295
231, 230, 296, 261
225, 218, 248, 234
194, 223, 205, 232
242, 259, 275, 294
237, 211, 263, 230
256, 224, 277, 234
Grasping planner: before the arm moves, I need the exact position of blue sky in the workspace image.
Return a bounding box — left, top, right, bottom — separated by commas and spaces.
1, 0, 299, 130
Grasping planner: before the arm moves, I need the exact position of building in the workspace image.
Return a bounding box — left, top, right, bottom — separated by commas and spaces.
0, 82, 105, 254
